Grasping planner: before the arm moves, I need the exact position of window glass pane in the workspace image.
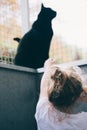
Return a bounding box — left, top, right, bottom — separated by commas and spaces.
0, 0, 22, 64
29, 0, 87, 64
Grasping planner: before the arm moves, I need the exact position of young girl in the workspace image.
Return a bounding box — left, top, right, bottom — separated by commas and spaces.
35, 58, 87, 130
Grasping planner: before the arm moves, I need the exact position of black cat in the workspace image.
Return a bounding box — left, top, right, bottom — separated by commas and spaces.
14, 4, 57, 69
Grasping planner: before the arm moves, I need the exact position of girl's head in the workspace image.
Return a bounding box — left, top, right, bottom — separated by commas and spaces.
48, 66, 83, 109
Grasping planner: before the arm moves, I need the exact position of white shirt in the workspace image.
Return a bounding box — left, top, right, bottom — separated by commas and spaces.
35, 97, 87, 130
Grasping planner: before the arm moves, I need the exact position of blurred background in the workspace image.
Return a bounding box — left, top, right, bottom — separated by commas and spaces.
0, 0, 87, 65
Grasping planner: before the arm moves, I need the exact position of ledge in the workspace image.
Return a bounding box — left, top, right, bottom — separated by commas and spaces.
0, 62, 37, 73
0, 59, 87, 74
37, 59, 87, 73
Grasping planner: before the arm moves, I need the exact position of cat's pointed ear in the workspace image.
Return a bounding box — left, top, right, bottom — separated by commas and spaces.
41, 3, 44, 9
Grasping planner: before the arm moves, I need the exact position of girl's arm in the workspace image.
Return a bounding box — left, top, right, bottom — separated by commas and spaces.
39, 58, 56, 98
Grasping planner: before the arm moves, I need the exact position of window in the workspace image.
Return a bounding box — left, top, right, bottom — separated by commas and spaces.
0, 0, 87, 65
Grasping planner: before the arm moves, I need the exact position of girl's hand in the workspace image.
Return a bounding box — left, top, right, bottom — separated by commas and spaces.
44, 58, 56, 72
41, 58, 56, 88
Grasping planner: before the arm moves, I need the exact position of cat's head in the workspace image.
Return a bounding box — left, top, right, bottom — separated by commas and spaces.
38, 4, 57, 21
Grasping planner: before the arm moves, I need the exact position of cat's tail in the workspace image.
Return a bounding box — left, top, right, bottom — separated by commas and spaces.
13, 37, 21, 43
